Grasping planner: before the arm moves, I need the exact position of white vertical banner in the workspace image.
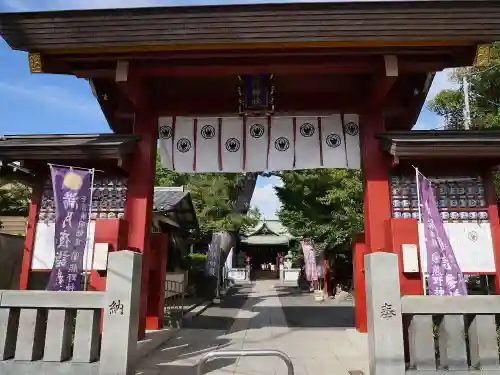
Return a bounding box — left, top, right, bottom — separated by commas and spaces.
343, 113, 361, 169
196, 117, 220, 172
173, 117, 195, 172
220, 117, 244, 172
245, 117, 269, 172
268, 116, 295, 171
294, 116, 321, 170
158, 116, 174, 169
321, 114, 347, 169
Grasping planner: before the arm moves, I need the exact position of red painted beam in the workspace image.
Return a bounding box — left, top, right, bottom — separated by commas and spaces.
369, 76, 398, 107
73, 58, 449, 79
116, 77, 150, 110
153, 93, 370, 115
133, 62, 379, 77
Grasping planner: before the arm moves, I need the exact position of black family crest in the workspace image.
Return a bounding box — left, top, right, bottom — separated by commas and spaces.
326, 134, 341, 148
201, 124, 216, 139
225, 138, 241, 152
176, 138, 192, 153
159, 125, 172, 139
275, 137, 290, 152
344, 121, 359, 136
249, 123, 265, 139
300, 122, 315, 137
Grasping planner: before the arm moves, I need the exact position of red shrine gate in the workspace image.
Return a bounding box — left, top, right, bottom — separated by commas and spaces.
1, 1, 500, 339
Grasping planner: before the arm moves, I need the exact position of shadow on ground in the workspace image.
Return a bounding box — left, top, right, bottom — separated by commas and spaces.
137, 286, 249, 374
137, 283, 356, 374
186, 284, 355, 331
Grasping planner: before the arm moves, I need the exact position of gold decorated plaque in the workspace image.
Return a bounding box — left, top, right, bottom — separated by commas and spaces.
28, 52, 43, 73
474, 44, 491, 67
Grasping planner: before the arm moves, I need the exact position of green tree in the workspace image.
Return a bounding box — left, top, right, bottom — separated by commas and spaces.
154, 153, 189, 187
0, 182, 31, 229
428, 43, 500, 208
185, 173, 260, 235
427, 43, 500, 130
275, 169, 363, 253
154, 152, 259, 251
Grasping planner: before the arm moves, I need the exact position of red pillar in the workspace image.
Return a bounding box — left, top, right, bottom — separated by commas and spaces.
146, 232, 168, 330
484, 171, 500, 293
124, 110, 157, 339
19, 180, 42, 290
360, 111, 392, 253
355, 111, 392, 333
353, 235, 367, 332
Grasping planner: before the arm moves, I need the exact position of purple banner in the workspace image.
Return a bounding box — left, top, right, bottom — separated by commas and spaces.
300, 240, 317, 281
47, 166, 92, 292
418, 173, 467, 296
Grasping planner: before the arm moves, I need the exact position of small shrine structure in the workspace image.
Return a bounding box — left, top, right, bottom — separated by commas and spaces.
240, 220, 293, 279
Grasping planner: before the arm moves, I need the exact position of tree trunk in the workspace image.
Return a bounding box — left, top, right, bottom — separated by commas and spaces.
219, 172, 259, 259
233, 172, 259, 214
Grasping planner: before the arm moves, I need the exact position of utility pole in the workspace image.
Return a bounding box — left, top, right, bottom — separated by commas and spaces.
463, 75, 471, 130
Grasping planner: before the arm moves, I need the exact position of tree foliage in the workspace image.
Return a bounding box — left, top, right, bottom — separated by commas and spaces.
154, 153, 259, 237
185, 173, 259, 234
427, 42, 500, 130
275, 169, 363, 252
0, 182, 31, 218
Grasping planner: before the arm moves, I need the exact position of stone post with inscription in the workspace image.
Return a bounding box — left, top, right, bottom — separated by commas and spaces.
99, 250, 142, 375
365, 252, 405, 375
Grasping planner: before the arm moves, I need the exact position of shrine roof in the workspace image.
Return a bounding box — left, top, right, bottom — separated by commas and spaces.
378, 130, 500, 159
1, 1, 500, 53
0, 134, 138, 161
153, 187, 197, 230
242, 220, 293, 246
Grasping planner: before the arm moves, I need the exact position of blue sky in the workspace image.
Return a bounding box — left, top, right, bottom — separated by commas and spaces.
0, 0, 455, 219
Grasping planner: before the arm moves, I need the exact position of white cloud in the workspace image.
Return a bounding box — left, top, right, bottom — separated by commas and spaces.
0, 80, 104, 119
250, 176, 283, 220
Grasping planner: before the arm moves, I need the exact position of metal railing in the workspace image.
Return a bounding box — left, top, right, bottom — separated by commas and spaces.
197, 349, 294, 375
164, 278, 185, 328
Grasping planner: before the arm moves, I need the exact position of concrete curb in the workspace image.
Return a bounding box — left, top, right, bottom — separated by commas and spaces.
182, 300, 213, 321
136, 327, 180, 360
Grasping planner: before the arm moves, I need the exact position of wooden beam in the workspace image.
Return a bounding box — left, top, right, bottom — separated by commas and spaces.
384, 55, 399, 77
152, 92, 370, 115
59, 46, 472, 63
116, 77, 150, 110
70, 58, 453, 80
369, 55, 399, 107
115, 60, 129, 83
133, 61, 380, 77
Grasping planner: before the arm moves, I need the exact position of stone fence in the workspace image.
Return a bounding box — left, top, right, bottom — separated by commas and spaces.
365, 252, 500, 375
0, 250, 141, 375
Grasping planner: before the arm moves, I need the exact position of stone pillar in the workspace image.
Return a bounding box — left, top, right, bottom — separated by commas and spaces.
124, 110, 157, 339
100, 250, 142, 375
365, 252, 405, 375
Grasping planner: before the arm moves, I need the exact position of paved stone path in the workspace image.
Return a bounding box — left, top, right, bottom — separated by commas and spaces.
136, 280, 369, 375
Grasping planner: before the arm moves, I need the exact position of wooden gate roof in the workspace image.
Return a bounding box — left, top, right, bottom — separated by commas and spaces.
1, 1, 500, 53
